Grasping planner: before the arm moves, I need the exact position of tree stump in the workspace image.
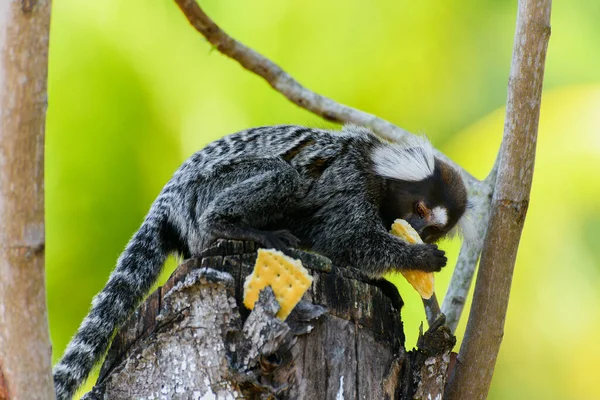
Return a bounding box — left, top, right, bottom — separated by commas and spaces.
83, 240, 454, 399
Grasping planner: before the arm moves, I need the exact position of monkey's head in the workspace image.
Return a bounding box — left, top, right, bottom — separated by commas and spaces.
381, 159, 468, 243
373, 135, 476, 245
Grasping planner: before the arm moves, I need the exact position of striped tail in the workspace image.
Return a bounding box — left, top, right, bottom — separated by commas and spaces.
53, 206, 171, 400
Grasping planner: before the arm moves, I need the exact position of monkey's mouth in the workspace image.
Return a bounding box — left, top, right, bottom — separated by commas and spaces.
404, 217, 426, 237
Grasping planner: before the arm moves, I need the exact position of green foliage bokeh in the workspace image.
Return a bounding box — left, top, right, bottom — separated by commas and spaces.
46, 0, 600, 398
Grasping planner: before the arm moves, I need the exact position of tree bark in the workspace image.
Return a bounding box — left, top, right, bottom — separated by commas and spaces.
84, 240, 456, 399
445, 1, 551, 399
0, 1, 54, 399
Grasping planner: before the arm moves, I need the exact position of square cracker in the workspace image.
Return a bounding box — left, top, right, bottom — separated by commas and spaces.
243, 249, 313, 320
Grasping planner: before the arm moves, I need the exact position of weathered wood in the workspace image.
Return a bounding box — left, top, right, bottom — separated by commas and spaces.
86, 240, 454, 399
409, 317, 455, 400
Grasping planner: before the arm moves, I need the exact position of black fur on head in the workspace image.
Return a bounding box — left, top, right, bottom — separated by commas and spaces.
380, 158, 468, 243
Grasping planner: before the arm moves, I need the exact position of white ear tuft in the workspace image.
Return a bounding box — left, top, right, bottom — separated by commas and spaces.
371, 134, 435, 182
456, 195, 486, 249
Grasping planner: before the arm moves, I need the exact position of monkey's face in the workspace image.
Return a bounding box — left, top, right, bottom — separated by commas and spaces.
381, 160, 468, 243
404, 201, 457, 243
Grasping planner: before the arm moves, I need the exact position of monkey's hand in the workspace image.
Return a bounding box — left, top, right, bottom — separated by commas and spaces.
308, 197, 448, 278
390, 218, 446, 274
247, 228, 301, 251
407, 243, 447, 272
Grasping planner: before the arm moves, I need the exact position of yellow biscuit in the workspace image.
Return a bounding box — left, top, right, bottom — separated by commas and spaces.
243, 249, 313, 320
390, 219, 435, 299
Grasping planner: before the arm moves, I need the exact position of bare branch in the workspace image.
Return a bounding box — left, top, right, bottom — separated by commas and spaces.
422, 294, 442, 327
0, 1, 54, 399
172, 0, 479, 186
445, 1, 551, 398
173, 0, 409, 139
441, 162, 497, 332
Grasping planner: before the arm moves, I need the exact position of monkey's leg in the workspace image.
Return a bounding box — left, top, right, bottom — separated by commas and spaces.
197, 158, 303, 252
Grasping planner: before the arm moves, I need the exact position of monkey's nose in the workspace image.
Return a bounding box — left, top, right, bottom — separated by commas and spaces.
405, 217, 426, 235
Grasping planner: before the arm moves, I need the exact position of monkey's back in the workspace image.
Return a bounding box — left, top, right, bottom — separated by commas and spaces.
157, 125, 380, 256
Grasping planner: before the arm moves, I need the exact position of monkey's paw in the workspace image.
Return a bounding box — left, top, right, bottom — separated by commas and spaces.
270, 229, 301, 248
253, 229, 300, 251
409, 244, 447, 272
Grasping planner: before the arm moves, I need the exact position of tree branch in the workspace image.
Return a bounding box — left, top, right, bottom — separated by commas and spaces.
0, 1, 54, 399
441, 162, 497, 333
172, 0, 479, 185
445, 1, 551, 398
173, 0, 410, 139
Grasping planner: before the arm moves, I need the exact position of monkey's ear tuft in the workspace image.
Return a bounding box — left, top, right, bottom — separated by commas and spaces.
456, 196, 485, 249
371, 134, 436, 182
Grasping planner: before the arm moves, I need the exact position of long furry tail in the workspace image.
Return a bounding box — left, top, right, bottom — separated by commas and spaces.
53, 201, 172, 400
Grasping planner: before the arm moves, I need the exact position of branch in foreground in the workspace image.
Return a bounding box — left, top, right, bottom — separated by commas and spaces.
445, 0, 551, 398
0, 1, 54, 399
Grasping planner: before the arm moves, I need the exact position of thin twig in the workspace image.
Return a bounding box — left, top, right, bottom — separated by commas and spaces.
423, 294, 442, 327
445, 1, 551, 398
173, 0, 479, 186
441, 160, 498, 333
173, 0, 408, 137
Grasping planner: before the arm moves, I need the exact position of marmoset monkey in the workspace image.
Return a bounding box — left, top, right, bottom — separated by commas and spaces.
53, 125, 476, 399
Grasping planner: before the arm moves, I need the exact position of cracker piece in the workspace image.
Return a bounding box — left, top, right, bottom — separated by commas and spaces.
243, 249, 313, 320
391, 219, 435, 299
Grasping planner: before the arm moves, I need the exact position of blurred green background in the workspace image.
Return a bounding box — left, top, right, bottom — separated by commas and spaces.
46, 0, 600, 398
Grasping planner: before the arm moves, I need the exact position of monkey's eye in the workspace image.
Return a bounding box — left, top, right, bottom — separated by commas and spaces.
415, 202, 428, 219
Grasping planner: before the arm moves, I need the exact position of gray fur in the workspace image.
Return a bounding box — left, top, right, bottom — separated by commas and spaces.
53, 124, 465, 399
